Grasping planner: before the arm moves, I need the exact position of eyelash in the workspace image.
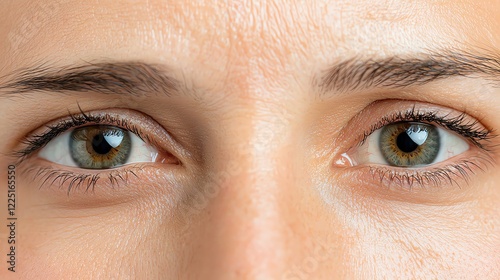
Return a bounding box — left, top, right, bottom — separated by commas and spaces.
15, 109, 158, 194
352, 107, 496, 189
15, 106, 496, 194
16, 110, 151, 160
360, 107, 493, 149
25, 165, 143, 195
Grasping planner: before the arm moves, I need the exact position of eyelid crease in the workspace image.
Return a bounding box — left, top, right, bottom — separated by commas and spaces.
330, 100, 499, 194
13, 107, 184, 195
358, 106, 495, 151
13, 108, 155, 164
340, 154, 496, 204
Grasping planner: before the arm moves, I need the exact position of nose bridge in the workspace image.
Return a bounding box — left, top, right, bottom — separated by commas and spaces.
218, 162, 291, 277
188, 106, 299, 278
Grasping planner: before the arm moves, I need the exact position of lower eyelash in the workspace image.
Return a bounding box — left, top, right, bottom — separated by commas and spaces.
15, 108, 180, 195
366, 155, 494, 190
27, 165, 141, 195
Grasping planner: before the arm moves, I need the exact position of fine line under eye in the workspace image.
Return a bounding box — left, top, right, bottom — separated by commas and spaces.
12, 109, 170, 194
332, 103, 497, 189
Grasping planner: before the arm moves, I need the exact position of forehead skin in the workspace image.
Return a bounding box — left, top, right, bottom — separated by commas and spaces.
2, 0, 498, 95
0, 0, 499, 279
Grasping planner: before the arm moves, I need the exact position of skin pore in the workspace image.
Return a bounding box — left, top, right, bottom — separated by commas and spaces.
0, 0, 499, 279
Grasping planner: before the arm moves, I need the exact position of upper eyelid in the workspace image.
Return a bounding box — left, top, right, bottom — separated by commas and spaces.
14, 109, 186, 195
14, 113, 139, 159
13, 102, 495, 165
12, 109, 182, 165
358, 108, 493, 149
330, 101, 497, 193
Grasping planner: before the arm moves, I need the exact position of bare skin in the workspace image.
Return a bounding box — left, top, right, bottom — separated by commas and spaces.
0, 0, 499, 279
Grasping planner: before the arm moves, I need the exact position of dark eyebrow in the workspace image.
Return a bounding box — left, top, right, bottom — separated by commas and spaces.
1, 51, 499, 98
0, 61, 179, 97
318, 50, 500, 94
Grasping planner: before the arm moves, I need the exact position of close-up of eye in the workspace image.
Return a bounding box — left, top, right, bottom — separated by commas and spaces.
332, 102, 495, 191
349, 121, 469, 167
38, 125, 158, 169
11, 110, 182, 194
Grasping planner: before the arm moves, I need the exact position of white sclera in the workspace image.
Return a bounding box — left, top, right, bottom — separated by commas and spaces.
39, 130, 159, 168
351, 126, 469, 166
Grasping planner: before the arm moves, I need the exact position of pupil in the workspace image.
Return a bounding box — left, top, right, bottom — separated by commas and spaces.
396, 130, 419, 153
92, 133, 113, 154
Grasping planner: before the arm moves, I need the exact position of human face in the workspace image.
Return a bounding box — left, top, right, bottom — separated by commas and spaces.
0, 0, 499, 279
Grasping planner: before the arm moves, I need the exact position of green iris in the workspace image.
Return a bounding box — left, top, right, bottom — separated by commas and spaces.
70, 126, 132, 169
379, 122, 440, 167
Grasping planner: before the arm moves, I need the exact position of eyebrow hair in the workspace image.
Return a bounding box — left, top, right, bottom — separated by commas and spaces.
0, 61, 179, 97
318, 50, 500, 94
0, 50, 498, 99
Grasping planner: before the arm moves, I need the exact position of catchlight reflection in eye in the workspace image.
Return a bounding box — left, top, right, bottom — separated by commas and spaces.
337, 122, 470, 168
39, 125, 159, 169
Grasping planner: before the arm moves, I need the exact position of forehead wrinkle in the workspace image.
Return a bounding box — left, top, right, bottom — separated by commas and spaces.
3, 0, 499, 103
218, 0, 427, 91
221, 1, 326, 96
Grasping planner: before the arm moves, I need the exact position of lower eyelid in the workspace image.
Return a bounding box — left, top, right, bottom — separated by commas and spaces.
16, 161, 186, 208
328, 100, 498, 200
332, 154, 494, 204
12, 108, 190, 198
22, 159, 182, 195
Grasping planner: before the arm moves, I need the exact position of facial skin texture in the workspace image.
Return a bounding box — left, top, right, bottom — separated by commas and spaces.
0, 0, 499, 279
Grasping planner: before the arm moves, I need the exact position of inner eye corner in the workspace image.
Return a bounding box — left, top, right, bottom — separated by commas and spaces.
342, 112, 481, 170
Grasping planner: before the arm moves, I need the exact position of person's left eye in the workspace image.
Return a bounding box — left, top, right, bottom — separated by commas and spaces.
331, 101, 494, 196
39, 125, 158, 169
347, 122, 469, 167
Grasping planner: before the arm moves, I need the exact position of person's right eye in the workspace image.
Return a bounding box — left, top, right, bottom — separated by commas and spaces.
15, 108, 181, 194
39, 125, 158, 169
